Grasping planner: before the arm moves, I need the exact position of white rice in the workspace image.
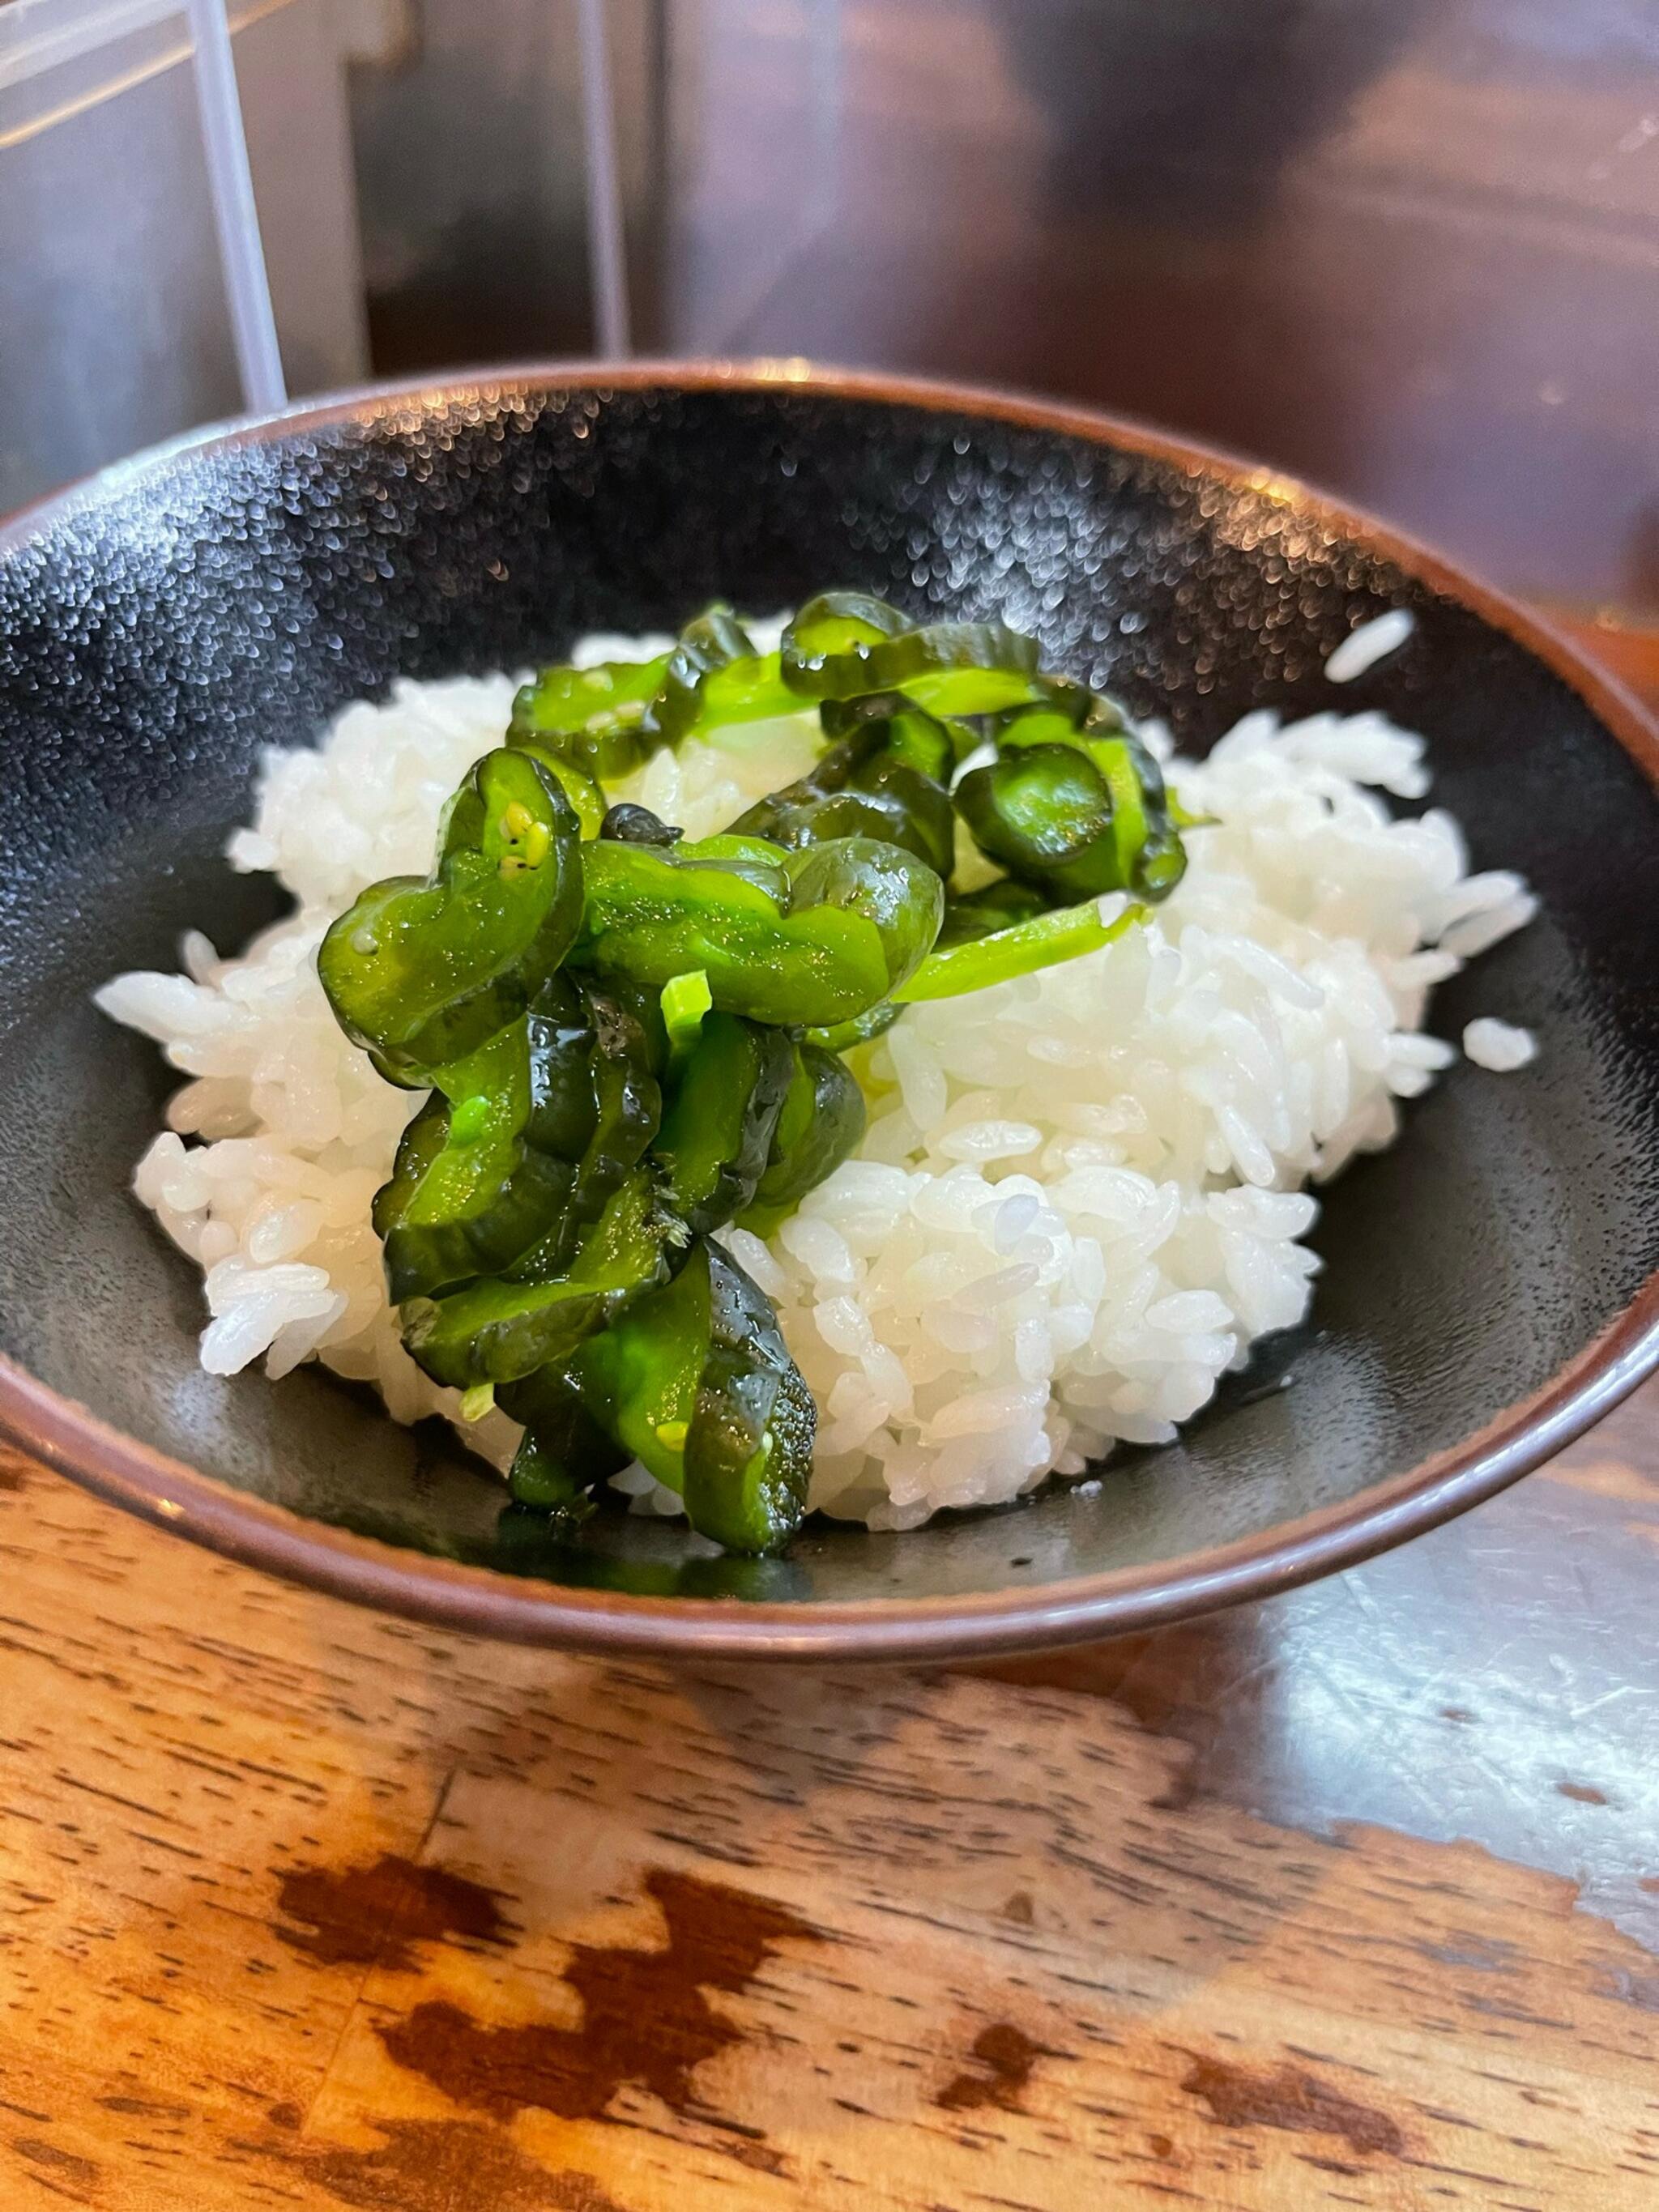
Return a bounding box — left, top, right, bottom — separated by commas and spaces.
1324, 607, 1415, 684
1462, 1016, 1537, 1072
96, 639, 1537, 1529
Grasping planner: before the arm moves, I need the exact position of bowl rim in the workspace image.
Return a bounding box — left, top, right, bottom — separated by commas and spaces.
2, 357, 1656, 1660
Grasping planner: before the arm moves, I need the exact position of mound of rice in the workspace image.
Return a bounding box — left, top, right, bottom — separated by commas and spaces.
96, 632, 1537, 1530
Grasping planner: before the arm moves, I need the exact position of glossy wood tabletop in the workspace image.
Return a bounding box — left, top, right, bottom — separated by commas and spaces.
0, 620, 1653, 2210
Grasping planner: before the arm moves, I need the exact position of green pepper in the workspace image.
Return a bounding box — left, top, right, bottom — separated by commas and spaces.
820, 689, 957, 783
645, 607, 799, 747
936, 877, 1049, 944
375, 1021, 578, 1302
500, 1363, 626, 1517
740, 1041, 866, 1233
319, 748, 583, 1085
684, 1246, 817, 1554
513, 744, 609, 839
659, 967, 713, 1065
564, 1237, 815, 1553
955, 724, 1185, 902
573, 831, 942, 1027
504, 982, 663, 1283
655, 1011, 795, 1234
372, 1097, 448, 1244
781, 592, 1043, 714
895, 894, 1146, 1000
508, 607, 802, 786
522, 974, 600, 1159
804, 1000, 902, 1054
510, 652, 672, 781
731, 697, 957, 877
401, 1167, 669, 1390
778, 836, 944, 1004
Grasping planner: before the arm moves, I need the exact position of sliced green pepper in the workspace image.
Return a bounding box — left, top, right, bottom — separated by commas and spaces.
781, 592, 1043, 714
804, 1000, 902, 1054
319, 748, 583, 1085
401, 1167, 669, 1390
645, 607, 799, 746
936, 876, 1049, 944
956, 723, 1185, 902
740, 1041, 866, 1234
564, 1237, 815, 1553
376, 1021, 578, 1302
684, 1246, 817, 1554
659, 967, 713, 1065
505, 982, 663, 1283
655, 1011, 795, 1234
573, 831, 942, 1027
513, 744, 608, 839
894, 894, 1145, 1000
321, 585, 1196, 1557
510, 652, 671, 781
820, 689, 957, 783
501, 1364, 626, 1517
731, 697, 957, 877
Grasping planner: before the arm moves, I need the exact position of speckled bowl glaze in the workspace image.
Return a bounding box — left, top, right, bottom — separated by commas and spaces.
0, 365, 1656, 1657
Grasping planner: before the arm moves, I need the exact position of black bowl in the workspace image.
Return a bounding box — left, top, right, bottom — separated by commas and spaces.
1, 365, 1655, 1658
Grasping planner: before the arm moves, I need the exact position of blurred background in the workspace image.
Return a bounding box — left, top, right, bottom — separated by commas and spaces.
2, 0, 1656, 623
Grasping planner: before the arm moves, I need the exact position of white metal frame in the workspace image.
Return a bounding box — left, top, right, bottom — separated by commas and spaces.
181, 0, 632, 417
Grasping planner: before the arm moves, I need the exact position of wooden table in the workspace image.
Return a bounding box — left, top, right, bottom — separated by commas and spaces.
1, 620, 1654, 2212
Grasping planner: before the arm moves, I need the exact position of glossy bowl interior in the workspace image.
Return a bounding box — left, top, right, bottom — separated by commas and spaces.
0, 366, 1656, 1656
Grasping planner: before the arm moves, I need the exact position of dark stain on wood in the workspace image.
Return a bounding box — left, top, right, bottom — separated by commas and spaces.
1000, 1890, 1034, 1925
274, 1853, 509, 1973
0, 1451, 28, 1492
1180, 2055, 1405, 2159
1557, 1782, 1609, 1805
715, 2134, 789, 2176
96, 2094, 190, 2119
267, 2101, 303, 2130
14, 2137, 100, 2189
378, 1867, 821, 2125
1146, 2131, 1175, 2159
1418, 1935, 1518, 1975
936, 2022, 1048, 2112
302, 2117, 626, 2212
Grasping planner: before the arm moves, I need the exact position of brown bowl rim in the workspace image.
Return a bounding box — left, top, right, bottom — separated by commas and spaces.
2, 358, 1656, 1660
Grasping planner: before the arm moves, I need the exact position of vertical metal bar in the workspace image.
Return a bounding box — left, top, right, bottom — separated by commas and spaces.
186, 0, 287, 412
578, 0, 632, 356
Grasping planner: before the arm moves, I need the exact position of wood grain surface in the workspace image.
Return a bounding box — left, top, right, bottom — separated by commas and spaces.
0, 624, 1654, 2210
